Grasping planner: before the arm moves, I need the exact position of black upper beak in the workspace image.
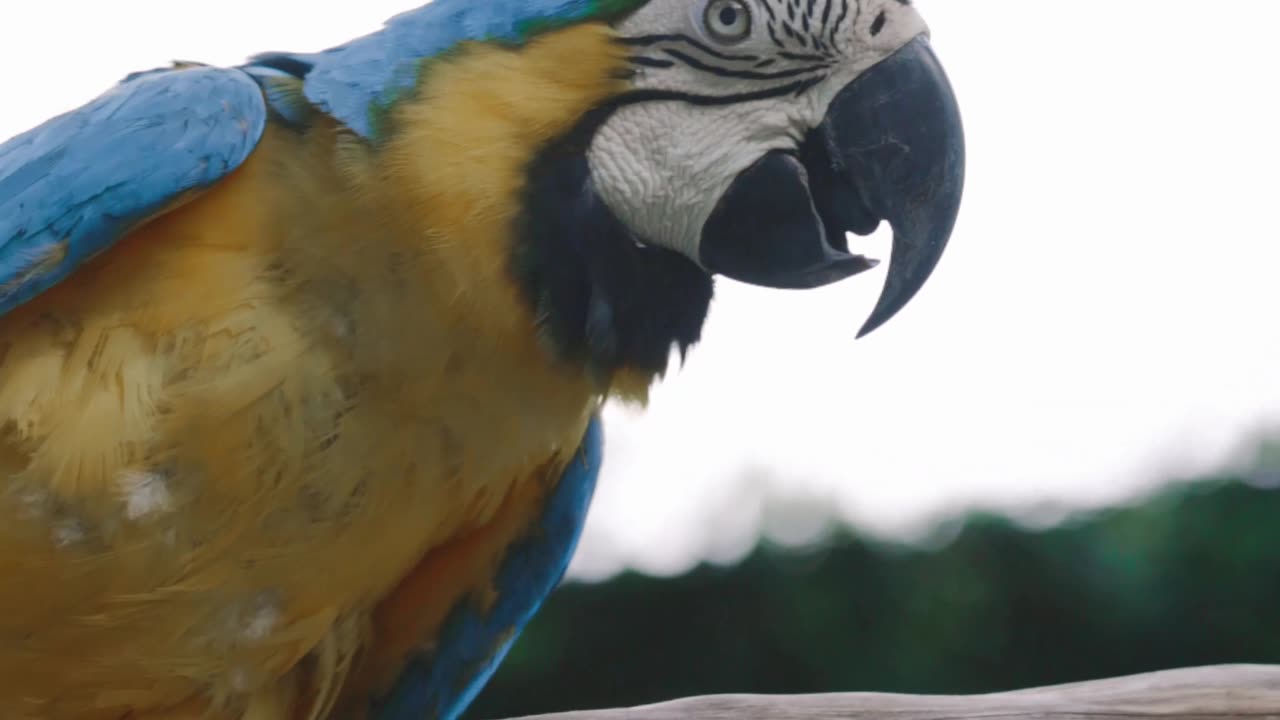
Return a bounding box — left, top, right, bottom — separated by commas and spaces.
699, 35, 966, 337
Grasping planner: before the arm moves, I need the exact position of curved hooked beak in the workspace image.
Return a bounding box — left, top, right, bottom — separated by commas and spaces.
700, 36, 966, 337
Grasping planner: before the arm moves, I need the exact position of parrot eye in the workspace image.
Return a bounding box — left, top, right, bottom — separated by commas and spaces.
702, 0, 752, 44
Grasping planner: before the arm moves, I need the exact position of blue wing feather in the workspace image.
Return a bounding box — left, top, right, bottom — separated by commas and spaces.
0, 65, 267, 316
253, 0, 631, 139
373, 416, 605, 720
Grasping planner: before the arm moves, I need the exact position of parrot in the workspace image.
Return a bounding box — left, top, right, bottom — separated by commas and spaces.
0, 0, 964, 718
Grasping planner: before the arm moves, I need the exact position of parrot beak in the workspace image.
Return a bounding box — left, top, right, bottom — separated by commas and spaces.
699, 35, 966, 337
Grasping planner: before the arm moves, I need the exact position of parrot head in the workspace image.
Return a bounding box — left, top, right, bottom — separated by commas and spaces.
598, 0, 962, 334
513, 0, 964, 377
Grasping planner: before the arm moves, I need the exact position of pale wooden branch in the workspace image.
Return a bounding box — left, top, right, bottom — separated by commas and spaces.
505, 664, 1280, 719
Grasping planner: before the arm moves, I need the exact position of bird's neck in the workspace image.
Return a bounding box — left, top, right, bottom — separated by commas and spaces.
376, 22, 714, 401
511, 116, 714, 391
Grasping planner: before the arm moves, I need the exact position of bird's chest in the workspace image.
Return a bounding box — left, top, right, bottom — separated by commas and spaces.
0, 114, 616, 712
163, 163, 604, 605
242, 289, 600, 614
0, 197, 603, 713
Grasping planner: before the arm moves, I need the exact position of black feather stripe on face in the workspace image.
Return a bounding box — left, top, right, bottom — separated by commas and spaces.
619, 0, 859, 85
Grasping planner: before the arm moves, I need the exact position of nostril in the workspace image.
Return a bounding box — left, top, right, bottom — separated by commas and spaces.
870, 11, 887, 37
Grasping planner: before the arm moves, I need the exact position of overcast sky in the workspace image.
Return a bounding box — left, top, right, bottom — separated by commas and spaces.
3, 0, 1279, 581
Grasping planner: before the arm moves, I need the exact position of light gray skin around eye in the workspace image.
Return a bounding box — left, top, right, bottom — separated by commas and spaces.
701, 0, 753, 44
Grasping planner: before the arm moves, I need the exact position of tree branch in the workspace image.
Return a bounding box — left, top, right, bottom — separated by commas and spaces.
505, 664, 1280, 719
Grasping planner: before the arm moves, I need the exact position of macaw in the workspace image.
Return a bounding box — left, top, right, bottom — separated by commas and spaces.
0, 0, 963, 717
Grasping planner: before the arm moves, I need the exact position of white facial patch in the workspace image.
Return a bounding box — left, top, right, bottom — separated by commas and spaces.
587, 0, 928, 261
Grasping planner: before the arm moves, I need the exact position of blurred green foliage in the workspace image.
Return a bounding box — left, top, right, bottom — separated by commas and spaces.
469, 473, 1280, 719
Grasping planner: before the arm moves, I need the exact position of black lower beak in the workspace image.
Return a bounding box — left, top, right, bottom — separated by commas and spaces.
699, 35, 965, 337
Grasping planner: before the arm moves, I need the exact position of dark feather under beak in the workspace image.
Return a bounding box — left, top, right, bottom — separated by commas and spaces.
699, 35, 966, 337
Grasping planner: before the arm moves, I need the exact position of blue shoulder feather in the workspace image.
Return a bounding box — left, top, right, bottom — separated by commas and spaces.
373, 415, 605, 720
253, 0, 642, 139
0, 66, 267, 316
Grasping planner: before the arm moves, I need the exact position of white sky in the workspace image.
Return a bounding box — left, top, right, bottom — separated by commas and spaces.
3, 1, 1279, 581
